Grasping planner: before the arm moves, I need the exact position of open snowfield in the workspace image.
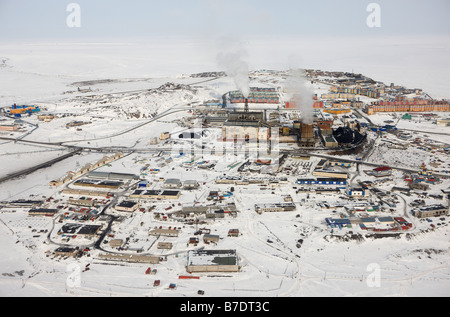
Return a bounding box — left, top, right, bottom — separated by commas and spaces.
0, 36, 449, 298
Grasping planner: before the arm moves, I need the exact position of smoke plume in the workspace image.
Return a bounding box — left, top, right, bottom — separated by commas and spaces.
285, 68, 315, 124
217, 48, 250, 98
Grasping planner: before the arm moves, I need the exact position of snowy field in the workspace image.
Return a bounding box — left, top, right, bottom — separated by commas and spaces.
0, 37, 449, 298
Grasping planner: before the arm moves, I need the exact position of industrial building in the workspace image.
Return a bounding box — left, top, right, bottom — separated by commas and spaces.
130, 189, 181, 200
157, 242, 173, 250
28, 209, 58, 217
255, 203, 296, 214
54, 247, 80, 258
50, 152, 125, 187
203, 234, 220, 244
7, 104, 40, 115
87, 171, 138, 181
183, 180, 199, 190
73, 179, 123, 190
296, 178, 347, 187
186, 249, 240, 273
98, 253, 160, 264
369, 166, 393, 177
222, 111, 271, 142
321, 135, 339, 148
149, 228, 180, 237
299, 123, 315, 148
58, 223, 103, 237
164, 178, 182, 189
61, 189, 112, 198
413, 204, 449, 218
37, 114, 55, 122
115, 201, 139, 212
68, 199, 95, 207
0, 124, 18, 131
109, 239, 124, 248
326, 161, 352, 168
228, 87, 279, 104
313, 170, 348, 179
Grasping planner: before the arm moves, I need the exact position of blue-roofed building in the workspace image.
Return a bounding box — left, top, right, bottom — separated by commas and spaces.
325, 218, 351, 229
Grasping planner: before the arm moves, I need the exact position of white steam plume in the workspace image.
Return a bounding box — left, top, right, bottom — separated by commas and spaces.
216, 47, 250, 98
286, 68, 315, 124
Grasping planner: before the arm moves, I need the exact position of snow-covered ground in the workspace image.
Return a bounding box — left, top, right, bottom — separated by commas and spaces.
0, 38, 449, 298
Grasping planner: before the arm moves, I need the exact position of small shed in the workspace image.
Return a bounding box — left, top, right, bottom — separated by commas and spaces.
228, 229, 239, 237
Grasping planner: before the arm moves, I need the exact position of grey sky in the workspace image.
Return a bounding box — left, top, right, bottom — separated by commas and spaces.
0, 0, 449, 41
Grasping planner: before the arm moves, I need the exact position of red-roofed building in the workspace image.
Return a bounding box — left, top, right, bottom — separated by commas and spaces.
372, 166, 392, 177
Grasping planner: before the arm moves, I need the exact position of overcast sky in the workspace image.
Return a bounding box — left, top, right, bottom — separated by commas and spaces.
0, 0, 449, 42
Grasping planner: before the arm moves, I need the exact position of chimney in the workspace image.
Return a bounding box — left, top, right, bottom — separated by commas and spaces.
244, 98, 249, 112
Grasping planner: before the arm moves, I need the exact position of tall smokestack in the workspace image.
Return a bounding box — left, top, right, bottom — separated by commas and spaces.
244, 98, 249, 112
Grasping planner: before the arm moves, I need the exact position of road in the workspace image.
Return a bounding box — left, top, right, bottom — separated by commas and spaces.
0, 148, 82, 184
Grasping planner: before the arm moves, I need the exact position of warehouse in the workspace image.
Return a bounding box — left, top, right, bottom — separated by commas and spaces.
87, 171, 138, 181
296, 178, 347, 187
0, 124, 18, 131
62, 189, 112, 198
28, 208, 58, 217
109, 239, 124, 248
98, 253, 160, 264
160, 190, 181, 199
54, 247, 80, 258
68, 198, 95, 207
73, 179, 123, 190
313, 170, 348, 179
130, 189, 159, 199
326, 161, 353, 168
255, 203, 296, 214
37, 114, 55, 122
58, 223, 103, 237
149, 228, 180, 237
203, 234, 220, 244
370, 166, 392, 177
325, 218, 351, 229
183, 180, 199, 190
186, 249, 240, 273
157, 242, 173, 250
164, 178, 182, 189
115, 201, 139, 212
414, 204, 449, 218
130, 190, 180, 200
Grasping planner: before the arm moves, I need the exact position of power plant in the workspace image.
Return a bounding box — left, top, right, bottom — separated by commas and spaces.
299, 123, 315, 148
